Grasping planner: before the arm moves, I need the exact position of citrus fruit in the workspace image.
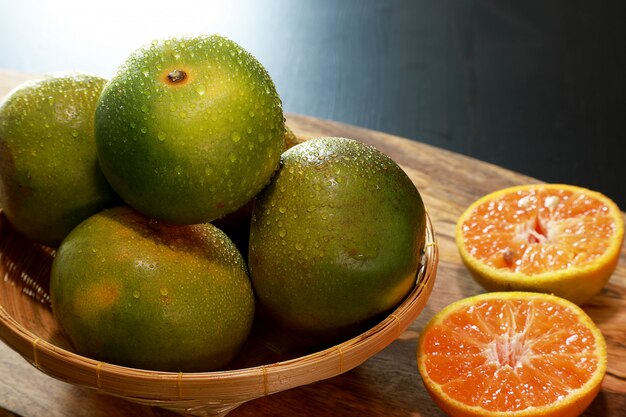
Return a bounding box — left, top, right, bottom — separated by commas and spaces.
50, 206, 255, 372
95, 35, 284, 224
248, 137, 426, 336
0, 73, 118, 246
456, 184, 624, 305
417, 292, 607, 417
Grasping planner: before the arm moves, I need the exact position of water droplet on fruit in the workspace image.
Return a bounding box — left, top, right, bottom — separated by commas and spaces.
295, 242, 304, 251
141, 104, 148, 113
140, 127, 147, 134
231, 132, 241, 143
158, 132, 166, 141
194, 84, 206, 95
279, 206, 287, 214
160, 288, 169, 296
71, 130, 79, 137
133, 291, 141, 299
229, 153, 238, 162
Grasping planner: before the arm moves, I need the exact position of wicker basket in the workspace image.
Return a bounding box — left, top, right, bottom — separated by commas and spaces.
0, 211, 438, 416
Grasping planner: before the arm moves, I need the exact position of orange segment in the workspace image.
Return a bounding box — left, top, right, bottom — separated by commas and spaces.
417, 292, 607, 417
456, 184, 624, 305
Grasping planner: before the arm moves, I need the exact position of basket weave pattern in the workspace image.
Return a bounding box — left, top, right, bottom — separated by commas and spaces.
0, 211, 438, 416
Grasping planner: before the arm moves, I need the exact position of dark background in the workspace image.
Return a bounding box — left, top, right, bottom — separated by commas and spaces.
1, 0, 624, 207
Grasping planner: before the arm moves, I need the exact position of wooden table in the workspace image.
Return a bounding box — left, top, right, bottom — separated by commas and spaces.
1, 71, 625, 416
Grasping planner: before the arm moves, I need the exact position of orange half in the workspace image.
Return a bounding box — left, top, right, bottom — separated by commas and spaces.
417, 292, 607, 417
456, 184, 624, 305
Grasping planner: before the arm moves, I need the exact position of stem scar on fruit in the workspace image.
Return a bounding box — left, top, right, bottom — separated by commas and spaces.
162, 69, 190, 86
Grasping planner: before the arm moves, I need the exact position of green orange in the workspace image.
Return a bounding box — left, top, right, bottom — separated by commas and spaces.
95, 35, 284, 224
0, 73, 118, 246
249, 137, 426, 336
50, 206, 255, 372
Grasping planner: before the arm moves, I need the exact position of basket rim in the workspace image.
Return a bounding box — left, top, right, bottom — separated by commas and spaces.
0, 211, 438, 402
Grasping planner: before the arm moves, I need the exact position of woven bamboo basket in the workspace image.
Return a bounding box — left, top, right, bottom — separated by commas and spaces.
0, 210, 438, 416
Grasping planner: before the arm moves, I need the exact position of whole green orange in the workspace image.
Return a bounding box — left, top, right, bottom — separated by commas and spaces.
0, 73, 118, 246
248, 137, 426, 336
95, 35, 284, 224
50, 206, 255, 372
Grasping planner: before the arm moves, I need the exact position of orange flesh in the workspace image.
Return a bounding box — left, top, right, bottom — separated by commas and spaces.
461, 188, 615, 274
422, 298, 599, 412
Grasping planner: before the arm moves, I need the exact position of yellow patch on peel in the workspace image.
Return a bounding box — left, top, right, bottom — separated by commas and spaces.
74, 281, 120, 317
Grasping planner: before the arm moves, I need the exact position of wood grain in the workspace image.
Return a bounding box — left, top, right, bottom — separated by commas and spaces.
1, 70, 625, 416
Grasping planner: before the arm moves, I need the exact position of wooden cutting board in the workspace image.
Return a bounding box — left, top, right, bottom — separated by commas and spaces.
0, 70, 625, 417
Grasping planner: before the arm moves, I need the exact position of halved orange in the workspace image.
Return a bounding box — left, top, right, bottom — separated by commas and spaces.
417, 292, 607, 417
456, 184, 624, 305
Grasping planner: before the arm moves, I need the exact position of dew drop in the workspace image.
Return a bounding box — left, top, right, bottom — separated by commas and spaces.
231, 132, 241, 143
194, 84, 206, 95
295, 242, 304, 251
